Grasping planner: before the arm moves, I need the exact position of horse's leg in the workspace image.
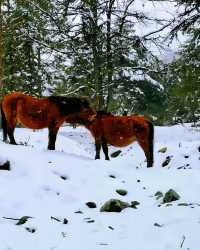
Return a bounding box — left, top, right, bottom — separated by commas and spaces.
48, 123, 59, 150
102, 137, 109, 160
137, 136, 153, 168
146, 121, 154, 168
133, 119, 154, 168
95, 139, 101, 160
1, 104, 15, 143
6, 115, 17, 145
1, 105, 8, 142
7, 127, 17, 144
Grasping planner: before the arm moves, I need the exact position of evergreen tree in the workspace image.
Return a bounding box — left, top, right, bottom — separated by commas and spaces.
0, 0, 55, 96
53, 0, 165, 115
165, 35, 200, 124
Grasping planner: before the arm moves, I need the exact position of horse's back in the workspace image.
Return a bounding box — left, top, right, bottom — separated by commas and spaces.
2, 91, 25, 102
2, 92, 48, 107
100, 116, 137, 147
100, 115, 150, 147
2, 92, 25, 112
1, 92, 58, 129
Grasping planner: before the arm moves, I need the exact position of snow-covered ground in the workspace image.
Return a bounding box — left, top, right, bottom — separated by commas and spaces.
0, 124, 200, 250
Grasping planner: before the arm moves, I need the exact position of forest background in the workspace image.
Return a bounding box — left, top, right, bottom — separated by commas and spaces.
0, 0, 199, 125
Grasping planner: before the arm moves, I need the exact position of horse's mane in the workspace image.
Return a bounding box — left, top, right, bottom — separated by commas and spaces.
48, 96, 91, 115
48, 95, 90, 105
97, 110, 114, 117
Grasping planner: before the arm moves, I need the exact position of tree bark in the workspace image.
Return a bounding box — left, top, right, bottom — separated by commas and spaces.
105, 0, 115, 111
0, 1, 4, 92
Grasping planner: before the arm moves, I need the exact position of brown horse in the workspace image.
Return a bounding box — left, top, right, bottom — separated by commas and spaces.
84, 111, 154, 168
1, 92, 96, 150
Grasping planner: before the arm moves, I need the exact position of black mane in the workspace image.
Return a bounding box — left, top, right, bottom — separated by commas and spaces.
48, 96, 90, 116
97, 110, 113, 117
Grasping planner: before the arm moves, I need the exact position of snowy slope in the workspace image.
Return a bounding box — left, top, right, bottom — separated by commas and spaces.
0, 124, 200, 250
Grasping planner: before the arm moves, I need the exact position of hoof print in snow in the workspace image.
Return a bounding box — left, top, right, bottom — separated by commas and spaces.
178, 203, 189, 206
74, 210, 83, 214
177, 164, 190, 169
158, 147, 167, 153
16, 216, 32, 225
86, 220, 95, 223
155, 191, 163, 200
162, 156, 172, 167
84, 217, 95, 223
51, 216, 61, 222
0, 160, 10, 171
25, 227, 36, 233
86, 202, 97, 208
100, 199, 131, 212
131, 201, 140, 209
109, 174, 116, 179
110, 150, 122, 158
154, 223, 163, 227
60, 175, 67, 180
163, 189, 180, 203
116, 189, 128, 196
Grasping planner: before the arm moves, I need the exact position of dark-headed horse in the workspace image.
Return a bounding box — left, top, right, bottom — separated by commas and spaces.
1, 92, 96, 150
84, 111, 154, 168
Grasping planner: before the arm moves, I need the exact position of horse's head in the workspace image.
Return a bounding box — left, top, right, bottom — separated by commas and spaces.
77, 98, 97, 122
48, 96, 96, 123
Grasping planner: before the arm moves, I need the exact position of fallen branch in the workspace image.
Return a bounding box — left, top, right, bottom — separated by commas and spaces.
180, 235, 186, 248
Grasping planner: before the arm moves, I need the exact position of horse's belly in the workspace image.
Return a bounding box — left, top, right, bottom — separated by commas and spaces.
17, 114, 49, 129
108, 135, 136, 147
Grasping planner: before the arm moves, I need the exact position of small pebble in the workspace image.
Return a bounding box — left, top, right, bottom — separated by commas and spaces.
86, 202, 97, 208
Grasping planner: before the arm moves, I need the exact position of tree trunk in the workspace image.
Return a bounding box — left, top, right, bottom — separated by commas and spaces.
0, 1, 4, 93
90, 0, 104, 110
105, 0, 115, 111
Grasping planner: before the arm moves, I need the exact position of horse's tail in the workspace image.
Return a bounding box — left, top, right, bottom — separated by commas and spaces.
146, 120, 154, 167
1, 103, 8, 142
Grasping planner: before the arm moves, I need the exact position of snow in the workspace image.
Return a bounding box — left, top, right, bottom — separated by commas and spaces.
0, 124, 200, 250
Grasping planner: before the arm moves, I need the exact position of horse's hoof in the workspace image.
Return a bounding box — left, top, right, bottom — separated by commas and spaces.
10, 142, 17, 145
48, 146, 55, 150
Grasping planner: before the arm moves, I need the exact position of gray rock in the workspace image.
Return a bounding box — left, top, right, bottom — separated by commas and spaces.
16, 216, 32, 225
86, 202, 97, 208
100, 199, 131, 212
110, 150, 122, 158
158, 147, 167, 153
162, 156, 172, 167
116, 189, 128, 196
131, 201, 140, 209
163, 189, 180, 203
155, 191, 163, 200
0, 160, 10, 171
